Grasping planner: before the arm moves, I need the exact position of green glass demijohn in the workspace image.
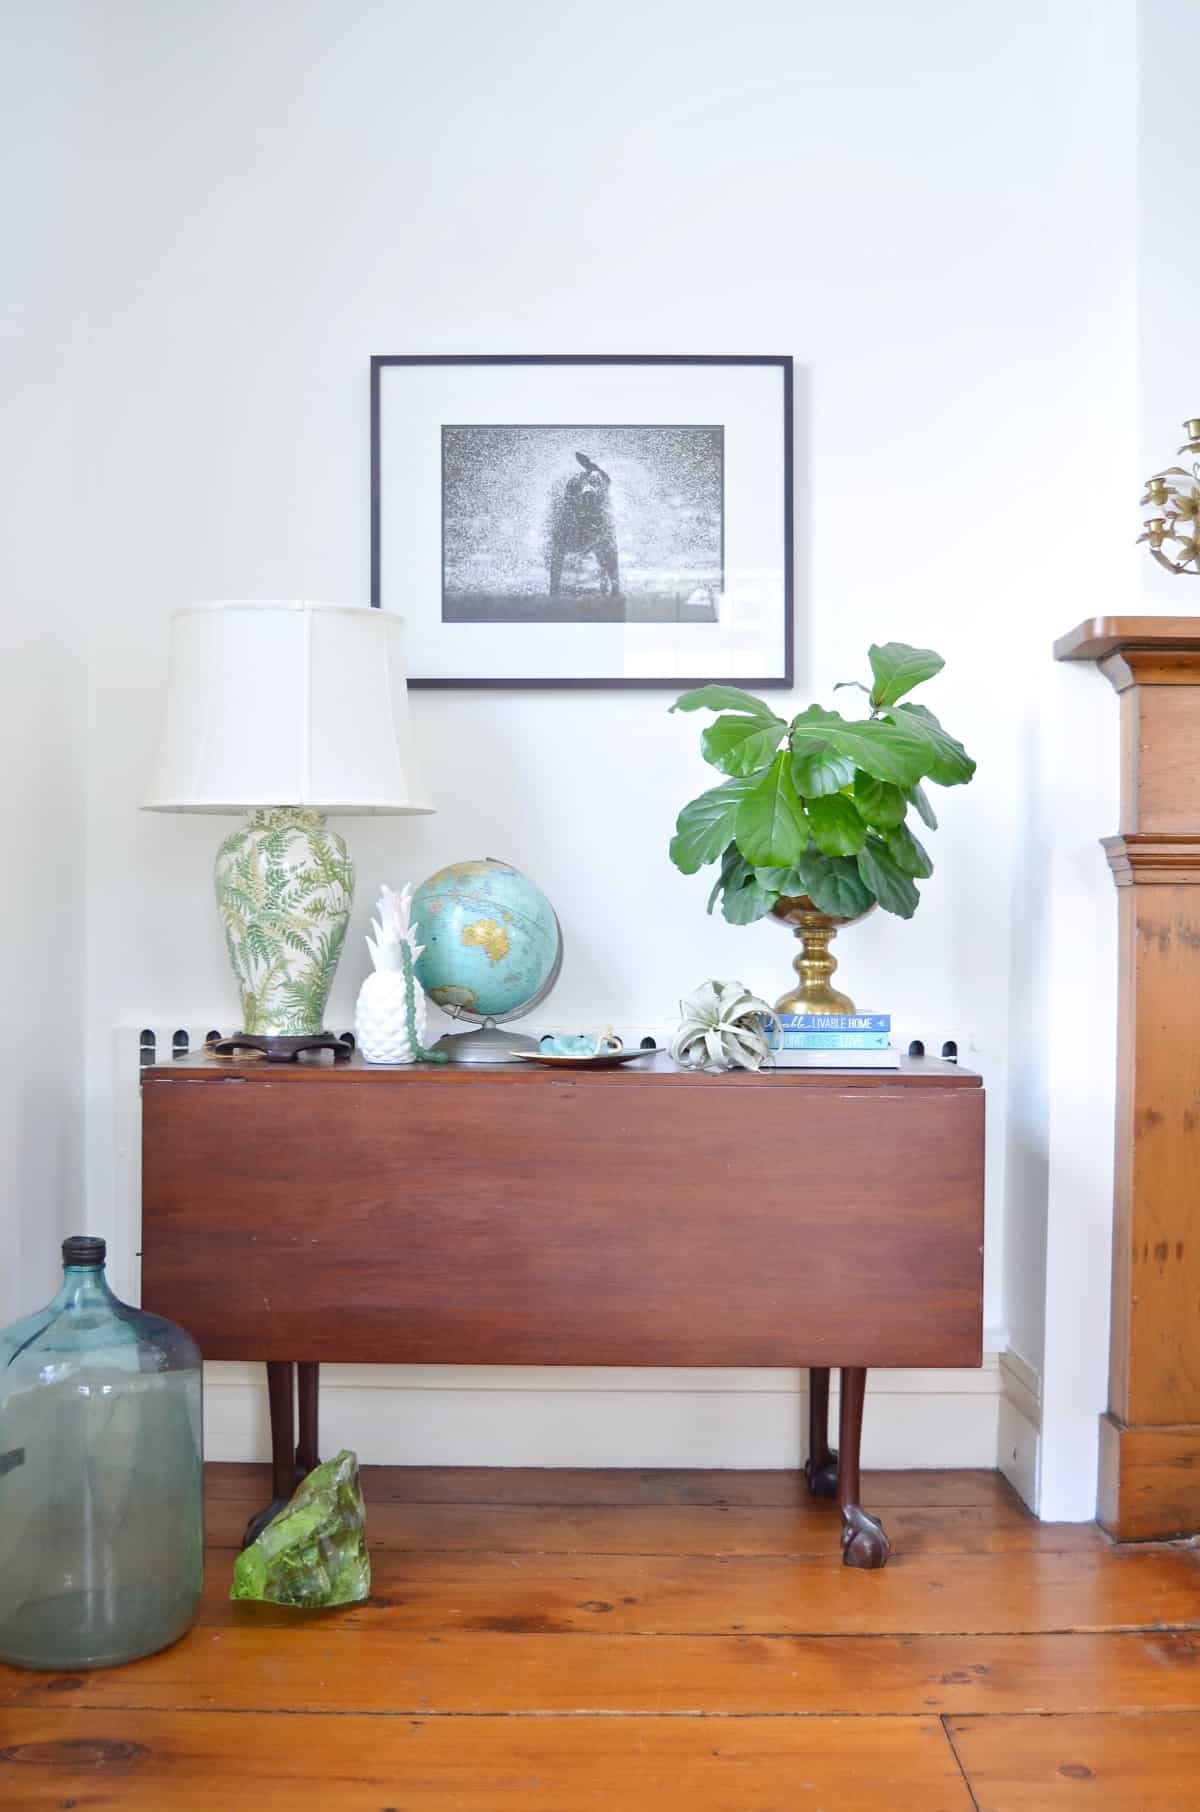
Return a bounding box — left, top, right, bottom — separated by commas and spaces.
0, 1236, 204, 1669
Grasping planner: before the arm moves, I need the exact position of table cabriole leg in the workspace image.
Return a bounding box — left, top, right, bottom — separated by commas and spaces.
240, 1360, 300, 1548
297, 1361, 320, 1474
838, 1365, 891, 1568
804, 1366, 838, 1497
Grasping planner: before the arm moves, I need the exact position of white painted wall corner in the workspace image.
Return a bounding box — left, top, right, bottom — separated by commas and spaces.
998, 1347, 1042, 1512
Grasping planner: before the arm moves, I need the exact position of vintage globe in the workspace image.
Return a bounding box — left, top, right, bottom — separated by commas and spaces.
411, 859, 562, 1062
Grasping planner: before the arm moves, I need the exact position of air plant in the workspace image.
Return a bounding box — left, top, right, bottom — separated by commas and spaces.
670, 979, 779, 1072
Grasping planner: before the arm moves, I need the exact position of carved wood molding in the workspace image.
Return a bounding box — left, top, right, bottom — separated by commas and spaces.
1104, 835, 1200, 885
1099, 649, 1200, 691
1055, 616, 1200, 670
1098, 1414, 1200, 1541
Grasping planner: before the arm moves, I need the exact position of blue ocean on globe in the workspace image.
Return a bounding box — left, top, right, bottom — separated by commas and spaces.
411, 859, 561, 1022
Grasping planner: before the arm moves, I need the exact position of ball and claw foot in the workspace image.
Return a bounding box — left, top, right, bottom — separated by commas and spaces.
242, 1496, 293, 1548
804, 1451, 839, 1498
841, 1504, 891, 1569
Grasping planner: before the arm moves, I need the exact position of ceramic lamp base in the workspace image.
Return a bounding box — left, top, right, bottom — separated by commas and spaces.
215, 807, 354, 1043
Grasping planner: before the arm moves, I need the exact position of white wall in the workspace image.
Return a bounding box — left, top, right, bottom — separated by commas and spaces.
8, 0, 1147, 1491
1139, 0, 1200, 505
0, 5, 89, 1320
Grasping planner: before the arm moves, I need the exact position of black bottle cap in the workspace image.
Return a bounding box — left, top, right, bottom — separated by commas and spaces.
62, 1235, 106, 1267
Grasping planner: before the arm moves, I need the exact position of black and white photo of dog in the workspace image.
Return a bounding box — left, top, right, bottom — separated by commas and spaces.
442, 424, 723, 624
548, 452, 621, 600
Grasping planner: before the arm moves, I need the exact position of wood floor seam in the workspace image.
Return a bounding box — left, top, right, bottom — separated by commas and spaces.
203, 1543, 1127, 1557
176, 1630, 1200, 1645
940, 1716, 983, 1812
16, 1705, 1183, 1721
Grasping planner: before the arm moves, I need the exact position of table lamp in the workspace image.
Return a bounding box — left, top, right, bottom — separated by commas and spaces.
143, 601, 434, 1062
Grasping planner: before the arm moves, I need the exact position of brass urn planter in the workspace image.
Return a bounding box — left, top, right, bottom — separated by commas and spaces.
666, 646, 977, 995
770, 895, 876, 1015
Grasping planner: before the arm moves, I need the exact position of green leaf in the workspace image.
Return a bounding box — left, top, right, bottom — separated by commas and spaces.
906, 781, 939, 830
734, 753, 809, 866
854, 771, 908, 829
833, 679, 871, 697
857, 836, 920, 919
669, 778, 757, 874
707, 844, 750, 915
671, 685, 782, 721
753, 848, 873, 917
701, 712, 787, 777
889, 702, 975, 785
721, 876, 775, 924
790, 741, 855, 798
868, 642, 945, 708
884, 821, 934, 878
709, 841, 775, 923
806, 791, 868, 857
754, 863, 811, 896
788, 704, 928, 787
801, 851, 875, 918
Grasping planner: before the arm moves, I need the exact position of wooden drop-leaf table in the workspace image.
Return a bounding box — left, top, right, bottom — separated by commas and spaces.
140, 1053, 984, 1568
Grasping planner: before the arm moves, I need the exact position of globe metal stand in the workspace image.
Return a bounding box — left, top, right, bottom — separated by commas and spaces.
429, 1021, 539, 1065
430, 920, 563, 1065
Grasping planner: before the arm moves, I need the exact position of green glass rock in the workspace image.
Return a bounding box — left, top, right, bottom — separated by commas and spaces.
231, 1449, 370, 1607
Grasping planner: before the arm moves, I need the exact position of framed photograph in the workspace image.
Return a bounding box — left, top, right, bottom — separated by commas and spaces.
370, 355, 792, 688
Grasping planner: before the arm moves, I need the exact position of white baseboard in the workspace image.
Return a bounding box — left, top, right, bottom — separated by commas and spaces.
997, 1347, 1042, 1510
203, 1355, 1004, 1471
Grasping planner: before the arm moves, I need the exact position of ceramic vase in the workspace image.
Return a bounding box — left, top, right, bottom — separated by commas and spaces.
215, 807, 354, 1037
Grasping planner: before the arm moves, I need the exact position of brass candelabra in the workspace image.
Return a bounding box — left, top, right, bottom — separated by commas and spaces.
1139, 418, 1200, 575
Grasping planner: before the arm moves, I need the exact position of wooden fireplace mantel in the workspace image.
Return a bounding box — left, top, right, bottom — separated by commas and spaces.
1054, 615, 1200, 663
1057, 615, 1200, 1538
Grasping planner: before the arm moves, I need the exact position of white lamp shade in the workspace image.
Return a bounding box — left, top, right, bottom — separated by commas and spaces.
142, 602, 435, 815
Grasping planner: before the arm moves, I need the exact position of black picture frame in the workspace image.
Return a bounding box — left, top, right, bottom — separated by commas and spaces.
370, 354, 793, 690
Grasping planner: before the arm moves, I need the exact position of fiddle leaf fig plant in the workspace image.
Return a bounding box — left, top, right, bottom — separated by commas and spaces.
669, 643, 975, 924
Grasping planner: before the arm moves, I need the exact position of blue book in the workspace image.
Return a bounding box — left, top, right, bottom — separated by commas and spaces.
774, 1031, 891, 1049
770, 1046, 898, 1069
774, 1013, 891, 1032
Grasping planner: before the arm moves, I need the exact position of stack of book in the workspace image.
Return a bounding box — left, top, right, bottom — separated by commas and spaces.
767, 1013, 897, 1069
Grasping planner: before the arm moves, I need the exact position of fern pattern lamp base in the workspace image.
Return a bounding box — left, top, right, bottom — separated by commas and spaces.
215, 808, 354, 1040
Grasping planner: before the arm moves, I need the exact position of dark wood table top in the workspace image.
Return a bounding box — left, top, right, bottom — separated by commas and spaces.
144, 1051, 980, 1089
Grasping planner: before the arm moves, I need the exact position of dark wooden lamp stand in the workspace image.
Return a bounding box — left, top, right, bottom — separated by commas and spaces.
210, 1033, 353, 1065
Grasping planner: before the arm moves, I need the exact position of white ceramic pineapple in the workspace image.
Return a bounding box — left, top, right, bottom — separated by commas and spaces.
354, 884, 429, 1064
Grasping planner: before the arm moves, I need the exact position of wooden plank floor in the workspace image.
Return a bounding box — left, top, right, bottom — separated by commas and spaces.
2, 1466, 1200, 1810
